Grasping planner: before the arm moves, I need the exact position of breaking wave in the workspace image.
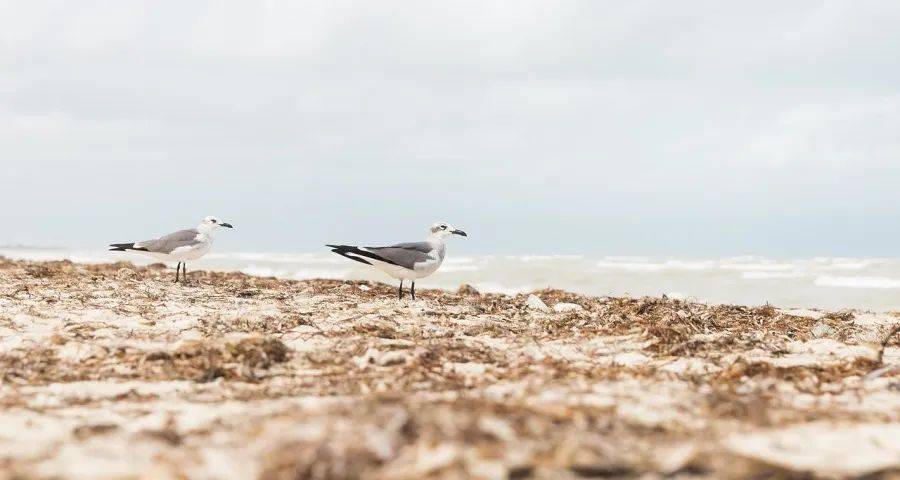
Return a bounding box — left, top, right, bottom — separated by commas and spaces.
814, 275, 900, 289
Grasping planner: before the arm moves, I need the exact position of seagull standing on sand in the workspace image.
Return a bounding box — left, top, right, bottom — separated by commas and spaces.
328, 222, 467, 300
109, 216, 233, 283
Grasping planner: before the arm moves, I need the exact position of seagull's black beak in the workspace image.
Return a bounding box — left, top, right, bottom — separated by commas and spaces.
221, 223, 234, 228
451, 229, 467, 237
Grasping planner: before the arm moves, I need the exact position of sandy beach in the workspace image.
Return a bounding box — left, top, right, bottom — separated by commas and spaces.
1, 257, 898, 479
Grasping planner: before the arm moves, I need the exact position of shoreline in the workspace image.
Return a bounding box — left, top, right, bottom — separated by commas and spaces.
3, 250, 900, 312
0, 258, 898, 479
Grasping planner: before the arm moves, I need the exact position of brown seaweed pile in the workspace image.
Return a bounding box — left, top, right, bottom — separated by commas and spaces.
0, 257, 898, 479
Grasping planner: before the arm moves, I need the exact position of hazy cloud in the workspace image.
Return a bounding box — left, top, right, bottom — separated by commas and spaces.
1, 0, 898, 255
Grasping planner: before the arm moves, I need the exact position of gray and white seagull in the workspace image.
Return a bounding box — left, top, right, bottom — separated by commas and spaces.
109, 216, 233, 283
328, 221, 467, 299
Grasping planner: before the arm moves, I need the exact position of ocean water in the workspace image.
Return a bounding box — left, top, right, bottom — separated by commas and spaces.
2, 249, 899, 311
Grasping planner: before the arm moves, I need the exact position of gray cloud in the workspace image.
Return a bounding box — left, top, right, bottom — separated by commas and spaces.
1, 0, 898, 255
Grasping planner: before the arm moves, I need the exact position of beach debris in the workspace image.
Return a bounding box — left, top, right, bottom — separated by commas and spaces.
525, 294, 549, 312
25, 262, 67, 278
724, 423, 900, 478
378, 350, 409, 366
446, 362, 488, 375
652, 444, 700, 474
57, 341, 108, 363
227, 337, 289, 367
138, 428, 183, 446
115, 267, 137, 279
811, 321, 835, 338
457, 284, 480, 296
354, 348, 409, 369
611, 351, 651, 366
72, 423, 119, 440
552, 302, 583, 313
864, 364, 899, 381
875, 323, 900, 365
241, 288, 265, 298
2, 258, 899, 479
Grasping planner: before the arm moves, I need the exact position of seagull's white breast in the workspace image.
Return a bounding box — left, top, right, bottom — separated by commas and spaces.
412, 252, 442, 277
164, 233, 211, 261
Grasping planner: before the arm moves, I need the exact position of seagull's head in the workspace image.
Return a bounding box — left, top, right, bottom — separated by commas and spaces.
429, 221, 466, 239
199, 216, 234, 231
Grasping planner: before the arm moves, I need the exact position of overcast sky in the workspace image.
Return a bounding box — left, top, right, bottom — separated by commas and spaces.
1, 0, 898, 256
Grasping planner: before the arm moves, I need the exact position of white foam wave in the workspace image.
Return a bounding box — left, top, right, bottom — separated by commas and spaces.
742, 271, 807, 280
291, 269, 346, 280
241, 265, 346, 279
664, 260, 716, 270
1, 249, 93, 262
518, 254, 584, 262
444, 257, 477, 264
595, 259, 715, 272
603, 256, 651, 262
719, 262, 796, 271
439, 264, 482, 272
595, 261, 667, 272
240, 266, 289, 278
813, 258, 874, 270
724, 255, 768, 262
814, 275, 900, 289
206, 252, 344, 264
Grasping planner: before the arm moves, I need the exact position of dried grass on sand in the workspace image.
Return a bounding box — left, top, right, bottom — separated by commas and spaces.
0, 258, 898, 479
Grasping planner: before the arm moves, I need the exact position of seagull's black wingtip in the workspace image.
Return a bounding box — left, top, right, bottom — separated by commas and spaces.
328, 245, 374, 266
108, 243, 148, 252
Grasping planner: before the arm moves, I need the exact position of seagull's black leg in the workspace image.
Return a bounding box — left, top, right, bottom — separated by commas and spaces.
398, 279, 403, 299
183, 263, 188, 283
411, 281, 416, 300
174, 262, 181, 283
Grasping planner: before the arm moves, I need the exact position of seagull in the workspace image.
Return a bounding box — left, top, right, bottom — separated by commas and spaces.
109, 216, 234, 283
328, 221, 467, 300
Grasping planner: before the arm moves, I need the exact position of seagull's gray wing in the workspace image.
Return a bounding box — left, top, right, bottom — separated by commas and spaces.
365, 242, 434, 270
135, 229, 201, 254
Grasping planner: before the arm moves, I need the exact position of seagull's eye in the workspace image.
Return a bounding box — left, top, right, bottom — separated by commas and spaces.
441, 225, 447, 230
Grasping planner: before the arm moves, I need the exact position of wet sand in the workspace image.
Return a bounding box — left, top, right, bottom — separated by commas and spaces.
0, 258, 898, 479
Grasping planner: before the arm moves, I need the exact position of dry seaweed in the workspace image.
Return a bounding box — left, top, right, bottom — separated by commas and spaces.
0, 258, 897, 479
